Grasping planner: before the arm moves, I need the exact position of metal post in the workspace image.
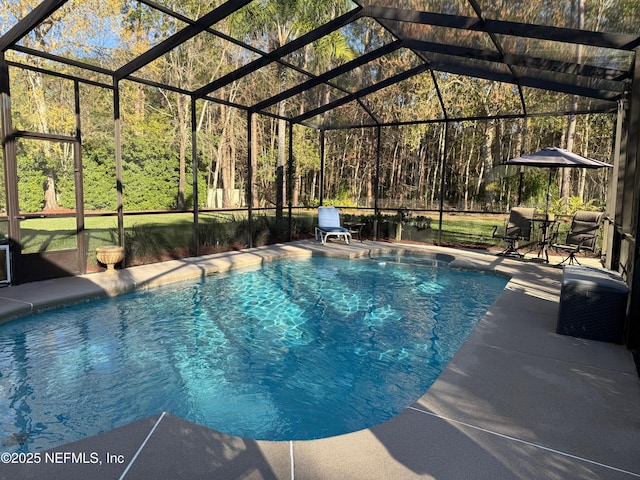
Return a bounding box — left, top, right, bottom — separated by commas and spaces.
374, 125, 381, 240
319, 129, 325, 205
1, 56, 18, 240
74, 80, 86, 273
437, 122, 449, 245
0, 54, 19, 282
191, 97, 199, 256
625, 48, 640, 349
603, 99, 625, 270
288, 122, 294, 241
247, 110, 254, 248
113, 78, 124, 249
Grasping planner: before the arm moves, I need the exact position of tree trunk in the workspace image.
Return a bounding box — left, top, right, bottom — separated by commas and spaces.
563, 111, 577, 201
417, 143, 425, 202
578, 115, 590, 201
481, 120, 496, 208
464, 141, 475, 211
309, 170, 316, 203
27, 70, 60, 211
44, 177, 57, 210
177, 124, 187, 210
366, 165, 373, 209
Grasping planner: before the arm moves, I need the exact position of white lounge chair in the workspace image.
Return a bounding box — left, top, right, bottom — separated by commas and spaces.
315, 207, 351, 245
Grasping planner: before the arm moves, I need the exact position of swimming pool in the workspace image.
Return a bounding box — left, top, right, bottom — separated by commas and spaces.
0, 254, 508, 452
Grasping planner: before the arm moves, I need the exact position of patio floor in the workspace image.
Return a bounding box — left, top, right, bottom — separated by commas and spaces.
1, 241, 639, 480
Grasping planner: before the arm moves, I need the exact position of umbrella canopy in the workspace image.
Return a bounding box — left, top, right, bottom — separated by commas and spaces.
501, 147, 613, 169
500, 147, 613, 213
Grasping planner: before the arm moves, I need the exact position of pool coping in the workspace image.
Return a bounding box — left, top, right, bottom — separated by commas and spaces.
1, 240, 639, 479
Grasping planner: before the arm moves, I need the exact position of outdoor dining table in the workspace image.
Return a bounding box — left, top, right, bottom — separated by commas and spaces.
531, 214, 557, 262
343, 222, 365, 242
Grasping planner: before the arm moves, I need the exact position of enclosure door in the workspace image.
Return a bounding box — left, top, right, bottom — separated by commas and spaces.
12, 138, 85, 284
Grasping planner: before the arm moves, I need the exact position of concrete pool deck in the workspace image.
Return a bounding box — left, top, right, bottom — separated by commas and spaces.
1, 240, 639, 479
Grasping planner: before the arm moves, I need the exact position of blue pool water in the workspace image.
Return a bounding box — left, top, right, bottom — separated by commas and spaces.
0, 255, 507, 451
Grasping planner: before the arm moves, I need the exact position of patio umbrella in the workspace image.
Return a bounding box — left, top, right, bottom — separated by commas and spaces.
500, 147, 613, 213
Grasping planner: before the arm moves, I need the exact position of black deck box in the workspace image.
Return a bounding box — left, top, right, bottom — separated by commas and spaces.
557, 266, 629, 343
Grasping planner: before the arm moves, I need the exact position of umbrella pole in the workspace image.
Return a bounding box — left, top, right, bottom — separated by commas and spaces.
546, 169, 553, 215
517, 167, 524, 205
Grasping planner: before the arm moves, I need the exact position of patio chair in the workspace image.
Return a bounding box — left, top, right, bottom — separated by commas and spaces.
492, 207, 535, 258
315, 207, 352, 245
551, 210, 604, 265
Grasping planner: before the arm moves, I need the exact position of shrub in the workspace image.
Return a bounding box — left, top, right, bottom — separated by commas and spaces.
199, 216, 236, 249
124, 223, 172, 261
549, 196, 599, 216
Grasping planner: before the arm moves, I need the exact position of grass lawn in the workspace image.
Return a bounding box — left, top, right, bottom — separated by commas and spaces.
12, 209, 577, 268
433, 213, 505, 247
19, 213, 196, 255
16, 211, 510, 252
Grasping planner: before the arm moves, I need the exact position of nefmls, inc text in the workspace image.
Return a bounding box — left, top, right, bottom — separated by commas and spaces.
1, 451, 126, 465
